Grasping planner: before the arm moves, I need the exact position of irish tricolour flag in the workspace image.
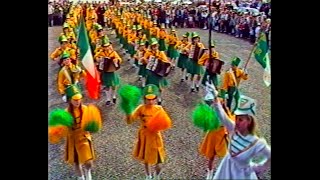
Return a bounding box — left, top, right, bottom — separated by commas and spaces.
77, 16, 100, 99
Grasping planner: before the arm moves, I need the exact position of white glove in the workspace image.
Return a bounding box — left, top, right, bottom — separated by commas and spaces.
251, 164, 266, 175
205, 82, 218, 97
62, 95, 67, 102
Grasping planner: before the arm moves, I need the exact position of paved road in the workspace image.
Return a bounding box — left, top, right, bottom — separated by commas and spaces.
48, 26, 271, 180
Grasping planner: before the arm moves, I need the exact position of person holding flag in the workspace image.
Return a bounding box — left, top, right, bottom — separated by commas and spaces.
220, 57, 248, 111
57, 52, 87, 102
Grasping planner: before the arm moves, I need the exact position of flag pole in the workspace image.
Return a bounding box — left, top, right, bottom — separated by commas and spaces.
208, 0, 212, 65
243, 32, 263, 70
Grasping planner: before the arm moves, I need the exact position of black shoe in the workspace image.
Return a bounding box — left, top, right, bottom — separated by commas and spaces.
180, 79, 184, 82
191, 88, 195, 93
196, 86, 200, 92
112, 98, 117, 104
106, 101, 111, 106
158, 101, 162, 105
185, 76, 188, 80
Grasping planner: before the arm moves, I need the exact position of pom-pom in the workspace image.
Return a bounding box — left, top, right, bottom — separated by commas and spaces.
48, 126, 68, 144
146, 109, 172, 132
118, 84, 142, 115
49, 109, 74, 127
82, 104, 102, 133
192, 103, 221, 132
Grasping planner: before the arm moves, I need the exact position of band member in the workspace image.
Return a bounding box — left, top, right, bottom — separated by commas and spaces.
143, 38, 172, 105
136, 24, 147, 49
50, 35, 77, 67
220, 57, 248, 110
184, 32, 206, 92
158, 24, 167, 51
128, 25, 138, 67
199, 84, 233, 179
94, 39, 122, 106
63, 84, 100, 180
149, 20, 159, 42
57, 52, 87, 102
125, 84, 172, 180
175, 32, 191, 82
166, 26, 179, 69
134, 41, 148, 87
199, 41, 224, 87
61, 22, 76, 41
211, 94, 271, 180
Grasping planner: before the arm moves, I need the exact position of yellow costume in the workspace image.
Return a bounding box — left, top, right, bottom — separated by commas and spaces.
57, 63, 86, 95
126, 84, 172, 165
199, 101, 234, 159
65, 104, 95, 164
63, 85, 97, 165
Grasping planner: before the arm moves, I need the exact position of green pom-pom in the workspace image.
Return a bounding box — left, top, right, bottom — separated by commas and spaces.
84, 121, 100, 133
118, 84, 142, 114
49, 109, 74, 127
192, 103, 221, 132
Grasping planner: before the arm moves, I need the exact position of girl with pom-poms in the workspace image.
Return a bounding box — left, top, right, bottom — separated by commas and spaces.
209, 85, 271, 179
49, 84, 102, 180
197, 83, 234, 179
121, 84, 172, 180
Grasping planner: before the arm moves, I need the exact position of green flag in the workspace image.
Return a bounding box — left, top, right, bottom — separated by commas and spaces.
254, 33, 271, 87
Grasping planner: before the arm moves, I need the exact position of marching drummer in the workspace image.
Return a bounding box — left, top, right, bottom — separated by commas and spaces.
143, 38, 172, 105
94, 38, 122, 106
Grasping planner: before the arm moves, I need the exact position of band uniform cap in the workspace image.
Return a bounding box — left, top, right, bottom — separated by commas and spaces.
61, 52, 71, 60
143, 84, 160, 99
171, 26, 176, 32
231, 57, 241, 66
65, 84, 83, 100
150, 38, 158, 45
63, 23, 69, 28
139, 41, 146, 46
191, 32, 200, 38
183, 32, 190, 38
59, 35, 68, 43
210, 40, 216, 47
234, 95, 257, 117
102, 37, 111, 46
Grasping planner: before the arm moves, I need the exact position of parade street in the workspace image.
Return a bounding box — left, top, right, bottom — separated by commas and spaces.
48, 26, 271, 180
